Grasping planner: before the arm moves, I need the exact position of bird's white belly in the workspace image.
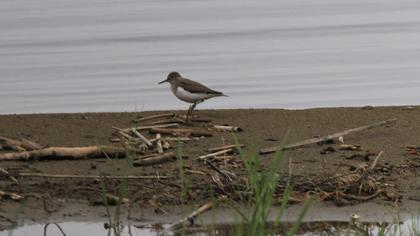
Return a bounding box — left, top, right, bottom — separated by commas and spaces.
174, 87, 213, 103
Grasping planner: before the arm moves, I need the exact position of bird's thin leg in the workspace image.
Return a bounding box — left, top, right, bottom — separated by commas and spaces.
185, 100, 203, 123
185, 103, 196, 124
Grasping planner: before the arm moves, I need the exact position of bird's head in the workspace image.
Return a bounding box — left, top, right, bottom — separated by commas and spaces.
158, 71, 181, 84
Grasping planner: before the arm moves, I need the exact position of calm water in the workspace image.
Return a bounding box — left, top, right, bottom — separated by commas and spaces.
3, 220, 418, 236
2, 0, 420, 114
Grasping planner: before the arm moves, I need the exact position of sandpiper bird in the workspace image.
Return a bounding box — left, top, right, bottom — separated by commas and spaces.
158, 71, 226, 122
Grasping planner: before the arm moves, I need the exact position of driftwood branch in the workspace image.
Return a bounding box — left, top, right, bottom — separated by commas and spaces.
0, 167, 18, 184
260, 118, 397, 154
197, 149, 233, 160
169, 201, 213, 230
131, 128, 153, 147
0, 146, 130, 161
213, 125, 243, 132
0, 136, 43, 151
156, 134, 164, 154
0, 190, 23, 201
370, 151, 384, 170
118, 131, 136, 141
137, 113, 175, 122
176, 115, 212, 123
3, 172, 168, 179
207, 144, 245, 153
133, 152, 177, 166
126, 123, 179, 132
149, 128, 213, 137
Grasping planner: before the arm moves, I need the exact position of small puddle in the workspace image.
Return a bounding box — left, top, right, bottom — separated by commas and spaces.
3, 219, 419, 236
3, 222, 167, 236
2, 204, 418, 235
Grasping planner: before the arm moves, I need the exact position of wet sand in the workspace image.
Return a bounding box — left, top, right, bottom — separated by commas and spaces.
1, 106, 420, 229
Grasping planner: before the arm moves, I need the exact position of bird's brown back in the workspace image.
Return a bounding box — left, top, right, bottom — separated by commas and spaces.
176, 77, 223, 95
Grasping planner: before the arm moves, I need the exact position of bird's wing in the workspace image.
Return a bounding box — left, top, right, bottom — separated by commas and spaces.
180, 78, 223, 95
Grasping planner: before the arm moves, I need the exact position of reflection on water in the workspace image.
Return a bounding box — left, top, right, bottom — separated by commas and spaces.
0, 220, 418, 236
2, 0, 420, 114
3, 219, 419, 236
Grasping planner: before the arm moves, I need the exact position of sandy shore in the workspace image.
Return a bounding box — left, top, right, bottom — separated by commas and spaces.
1, 106, 420, 228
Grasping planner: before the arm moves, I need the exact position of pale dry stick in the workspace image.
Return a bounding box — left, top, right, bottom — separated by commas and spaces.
0, 136, 43, 151
0, 190, 23, 201
207, 144, 245, 153
151, 118, 185, 125
260, 118, 397, 154
149, 127, 213, 137
176, 114, 199, 119
197, 149, 233, 160
213, 125, 243, 132
184, 169, 208, 176
156, 134, 164, 154
370, 151, 384, 171
176, 115, 212, 123
149, 137, 202, 142
0, 167, 18, 184
118, 131, 137, 142
0, 146, 131, 161
339, 144, 362, 151
10, 173, 168, 179
131, 128, 153, 147
133, 152, 177, 166
125, 123, 179, 132
169, 201, 213, 230
162, 141, 171, 150
137, 113, 175, 122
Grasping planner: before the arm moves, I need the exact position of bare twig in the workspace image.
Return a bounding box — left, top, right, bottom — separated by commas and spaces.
339, 144, 362, 151
133, 152, 177, 166
370, 151, 384, 171
176, 115, 212, 123
131, 128, 153, 147
137, 113, 175, 122
0, 190, 23, 201
150, 128, 213, 137
169, 201, 213, 229
7, 173, 168, 179
127, 123, 179, 132
213, 125, 243, 132
0, 167, 18, 184
151, 137, 202, 142
207, 144, 245, 153
260, 118, 397, 154
197, 149, 233, 160
156, 134, 164, 154
0, 136, 43, 151
162, 141, 171, 150
118, 131, 136, 141
0, 146, 131, 161
151, 119, 184, 125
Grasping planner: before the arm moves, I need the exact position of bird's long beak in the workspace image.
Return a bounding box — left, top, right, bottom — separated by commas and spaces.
158, 79, 168, 85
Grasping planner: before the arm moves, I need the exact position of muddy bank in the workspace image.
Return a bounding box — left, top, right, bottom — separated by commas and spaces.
1, 107, 420, 229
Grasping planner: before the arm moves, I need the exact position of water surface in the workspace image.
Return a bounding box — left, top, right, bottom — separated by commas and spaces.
2, 0, 420, 114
